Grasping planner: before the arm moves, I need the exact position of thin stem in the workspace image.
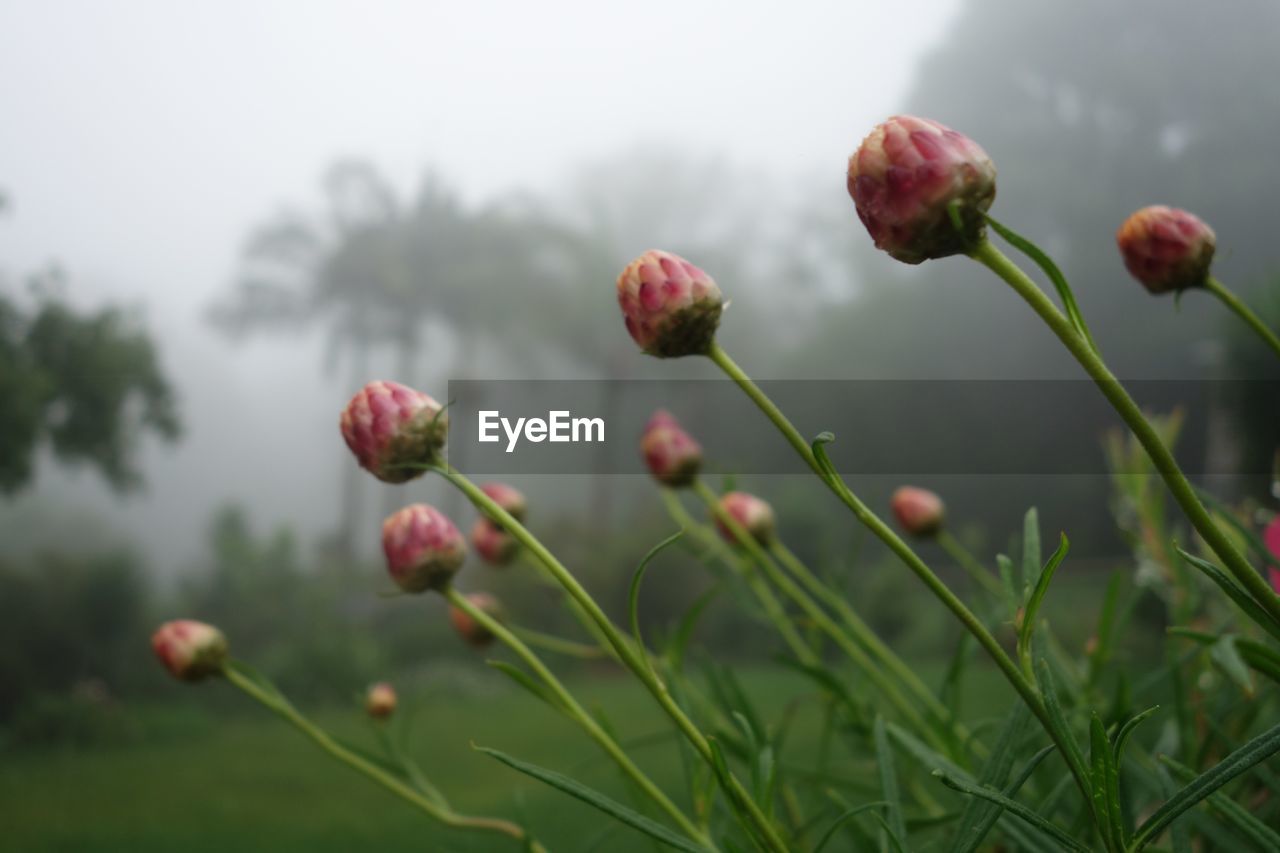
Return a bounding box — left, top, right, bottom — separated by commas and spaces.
691, 479, 950, 758
661, 487, 820, 667
970, 240, 1280, 625
769, 538, 980, 755
222, 665, 542, 850
1205, 276, 1280, 361
511, 625, 610, 660
936, 530, 1006, 600
704, 342, 1096, 806
443, 587, 714, 850
430, 464, 790, 853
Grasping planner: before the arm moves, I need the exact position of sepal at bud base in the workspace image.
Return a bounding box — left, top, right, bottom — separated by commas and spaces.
1116, 205, 1216, 294
471, 518, 519, 566
382, 504, 467, 593
890, 486, 945, 538
340, 381, 447, 483
151, 620, 228, 682
450, 592, 504, 648
365, 682, 397, 719
479, 482, 527, 524
617, 250, 723, 357
715, 491, 776, 547
848, 115, 996, 264
640, 410, 703, 488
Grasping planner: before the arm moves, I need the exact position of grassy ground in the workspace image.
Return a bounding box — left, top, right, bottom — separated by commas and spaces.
1, 663, 1014, 852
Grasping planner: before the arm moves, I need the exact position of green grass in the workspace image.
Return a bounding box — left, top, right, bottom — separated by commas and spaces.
1, 664, 1014, 852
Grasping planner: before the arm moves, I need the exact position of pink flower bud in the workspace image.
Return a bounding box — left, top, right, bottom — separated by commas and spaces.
847, 115, 997, 264
151, 620, 228, 682
365, 682, 397, 719
890, 486, 945, 538
617, 250, 723, 357
340, 381, 448, 484
714, 491, 776, 546
449, 592, 504, 648
1265, 516, 1280, 595
382, 504, 467, 593
640, 409, 703, 488
471, 518, 519, 566
1116, 205, 1216, 294
479, 482, 528, 523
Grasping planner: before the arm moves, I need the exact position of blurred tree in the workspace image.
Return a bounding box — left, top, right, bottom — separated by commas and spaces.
0, 268, 180, 493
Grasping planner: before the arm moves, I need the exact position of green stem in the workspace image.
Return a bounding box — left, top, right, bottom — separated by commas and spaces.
704, 342, 1096, 805
511, 625, 610, 660
431, 464, 790, 853
1205, 276, 1280, 361
443, 587, 714, 850
691, 479, 949, 758
970, 240, 1280, 626
936, 530, 1006, 599
661, 488, 820, 667
769, 538, 980, 754
222, 665, 543, 850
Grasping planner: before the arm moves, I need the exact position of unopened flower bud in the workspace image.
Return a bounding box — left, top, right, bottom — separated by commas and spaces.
365, 682, 397, 719
450, 592, 504, 648
617, 250, 723, 357
714, 491, 776, 547
340, 381, 447, 483
471, 518, 519, 566
382, 504, 467, 593
890, 486, 944, 538
847, 115, 997, 264
1116, 206, 1216, 294
479, 482, 527, 524
640, 409, 703, 488
151, 620, 228, 682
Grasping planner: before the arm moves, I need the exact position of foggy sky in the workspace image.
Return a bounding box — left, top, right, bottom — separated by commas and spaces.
0, 0, 957, 571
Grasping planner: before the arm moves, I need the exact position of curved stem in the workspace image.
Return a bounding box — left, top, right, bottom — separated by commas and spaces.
692, 479, 951, 758
662, 487, 820, 667
970, 240, 1280, 625
222, 665, 543, 850
1205, 276, 1280, 361
431, 464, 790, 853
704, 342, 1096, 804
443, 587, 714, 850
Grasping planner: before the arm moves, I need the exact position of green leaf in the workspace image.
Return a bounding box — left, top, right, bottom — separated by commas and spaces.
812, 802, 890, 853
996, 554, 1018, 611
966, 745, 1055, 852
486, 660, 565, 712
1113, 706, 1160, 766
1131, 721, 1280, 849
1036, 658, 1089, 788
1176, 546, 1280, 642
1021, 508, 1042, 592
933, 770, 1091, 853
1209, 635, 1255, 698
1237, 638, 1280, 686
871, 812, 910, 853
1161, 756, 1280, 851
474, 744, 708, 853
1018, 532, 1070, 665
1090, 713, 1126, 850
948, 701, 1030, 853
873, 716, 907, 843
983, 213, 1099, 353
628, 530, 685, 678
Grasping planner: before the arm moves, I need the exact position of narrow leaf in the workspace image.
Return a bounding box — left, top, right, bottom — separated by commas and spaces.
474, 744, 707, 853
1162, 756, 1280, 851
1022, 508, 1042, 592
628, 530, 686, 677
813, 802, 889, 853
874, 716, 906, 843
1018, 532, 1070, 663
486, 660, 565, 712
948, 701, 1030, 853
1132, 722, 1280, 849
1090, 713, 1126, 850
1176, 546, 1280, 642
933, 770, 1091, 853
